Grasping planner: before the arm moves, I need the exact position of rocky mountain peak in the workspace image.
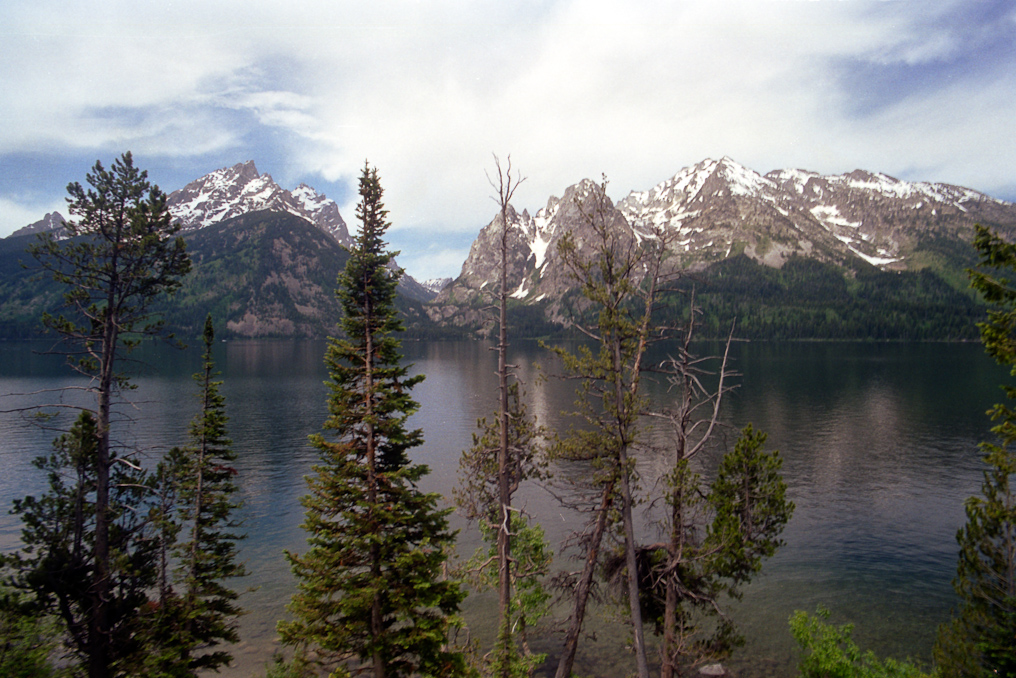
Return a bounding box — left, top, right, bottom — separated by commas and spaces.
234, 159, 261, 183
166, 162, 350, 246
432, 157, 1016, 334
8, 211, 66, 238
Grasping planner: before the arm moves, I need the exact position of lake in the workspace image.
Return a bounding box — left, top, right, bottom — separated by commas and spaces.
0, 338, 1005, 677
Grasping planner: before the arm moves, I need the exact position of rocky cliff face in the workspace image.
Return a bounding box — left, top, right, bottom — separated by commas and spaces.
430, 179, 632, 329
619, 157, 1014, 270
9, 212, 66, 238
167, 160, 351, 246
431, 157, 1016, 332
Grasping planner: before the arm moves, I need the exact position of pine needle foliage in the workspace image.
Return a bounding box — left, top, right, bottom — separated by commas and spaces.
148, 313, 246, 676
544, 176, 666, 678
22, 152, 190, 678
934, 225, 1016, 677
456, 382, 549, 677
280, 163, 466, 678
5, 410, 158, 676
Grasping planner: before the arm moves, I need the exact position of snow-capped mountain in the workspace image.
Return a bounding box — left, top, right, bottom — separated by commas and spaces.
618, 157, 1013, 269
431, 178, 633, 327
422, 277, 453, 295
432, 157, 1016, 330
167, 161, 351, 246
166, 161, 443, 301
8, 211, 66, 238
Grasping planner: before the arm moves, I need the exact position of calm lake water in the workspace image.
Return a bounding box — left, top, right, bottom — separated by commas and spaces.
0, 338, 1005, 677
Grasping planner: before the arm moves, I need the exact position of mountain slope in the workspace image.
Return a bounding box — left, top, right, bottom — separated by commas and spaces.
167, 161, 434, 301
430, 157, 1016, 338
160, 210, 430, 338
161, 210, 351, 337
0, 232, 68, 338
168, 160, 352, 246
0, 211, 431, 339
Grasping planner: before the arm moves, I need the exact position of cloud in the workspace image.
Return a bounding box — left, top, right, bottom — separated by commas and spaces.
0, 196, 66, 237
2, 0, 1014, 277
397, 244, 475, 285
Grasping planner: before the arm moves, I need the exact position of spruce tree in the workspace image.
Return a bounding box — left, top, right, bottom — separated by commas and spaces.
934, 224, 1016, 677
149, 314, 246, 675
280, 163, 465, 678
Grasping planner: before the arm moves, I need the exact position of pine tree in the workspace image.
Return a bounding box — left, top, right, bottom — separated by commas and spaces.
461, 512, 552, 678
280, 163, 465, 678
646, 425, 792, 676
648, 307, 792, 677
934, 224, 1016, 677
5, 410, 159, 676
546, 176, 668, 678
454, 156, 551, 678
24, 152, 190, 678
148, 314, 246, 676
490, 156, 526, 678
456, 383, 549, 677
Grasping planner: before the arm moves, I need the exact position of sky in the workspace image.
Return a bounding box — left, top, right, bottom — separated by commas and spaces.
2, 0, 1015, 281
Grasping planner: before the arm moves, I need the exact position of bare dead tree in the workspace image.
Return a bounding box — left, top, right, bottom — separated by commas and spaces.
456, 155, 551, 677
642, 295, 792, 677
649, 297, 738, 677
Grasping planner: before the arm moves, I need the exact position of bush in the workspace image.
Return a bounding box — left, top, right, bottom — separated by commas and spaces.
790, 607, 932, 678
0, 589, 58, 678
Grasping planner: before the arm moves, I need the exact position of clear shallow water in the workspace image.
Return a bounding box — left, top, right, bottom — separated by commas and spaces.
0, 339, 1003, 676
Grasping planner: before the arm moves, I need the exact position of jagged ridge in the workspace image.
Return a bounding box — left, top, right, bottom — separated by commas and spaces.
431, 157, 1016, 335
167, 160, 351, 246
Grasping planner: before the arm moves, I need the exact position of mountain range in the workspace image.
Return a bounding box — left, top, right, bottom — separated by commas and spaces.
4, 157, 1016, 340
433, 157, 1016, 337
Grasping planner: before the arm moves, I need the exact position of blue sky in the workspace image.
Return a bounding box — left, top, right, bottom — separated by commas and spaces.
2, 0, 1014, 281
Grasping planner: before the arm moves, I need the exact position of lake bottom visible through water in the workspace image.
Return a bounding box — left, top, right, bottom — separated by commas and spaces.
0, 339, 1002, 677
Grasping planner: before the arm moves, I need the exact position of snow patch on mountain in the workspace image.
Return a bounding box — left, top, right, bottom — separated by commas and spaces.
717, 156, 773, 197
167, 161, 351, 246
422, 277, 452, 294
810, 205, 861, 230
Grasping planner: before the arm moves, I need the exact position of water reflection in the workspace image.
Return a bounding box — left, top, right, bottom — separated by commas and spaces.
0, 339, 1005, 676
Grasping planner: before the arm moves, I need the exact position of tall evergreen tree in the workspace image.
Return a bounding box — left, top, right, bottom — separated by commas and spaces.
454, 155, 551, 678
149, 313, 246, 675
17, 152, 190, 678
5, 410, 159, 676
280, 163, 465, 678
934, 224, 1016, 677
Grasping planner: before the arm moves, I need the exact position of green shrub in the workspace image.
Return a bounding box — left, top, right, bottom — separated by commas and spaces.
0, 589, 58, 678
790, 607, 933, 678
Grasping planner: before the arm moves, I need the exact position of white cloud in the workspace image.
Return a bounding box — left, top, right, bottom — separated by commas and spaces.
2, 0, 1014, 272
397, 246, 473, 284
0, 197, 66, 236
